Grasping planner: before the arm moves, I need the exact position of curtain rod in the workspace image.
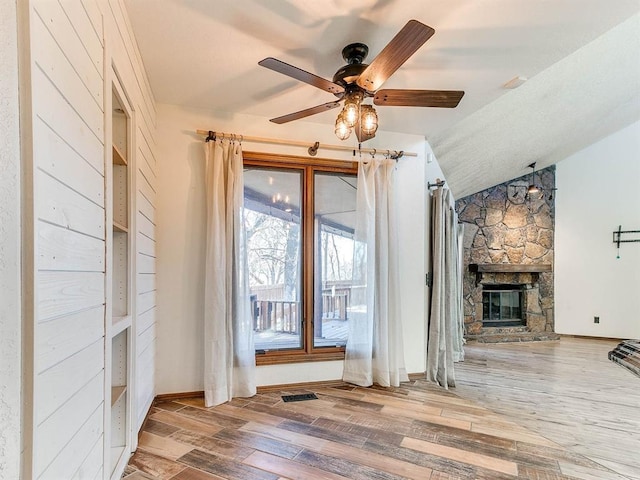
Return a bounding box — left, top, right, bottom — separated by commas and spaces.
196, 129, 417, 159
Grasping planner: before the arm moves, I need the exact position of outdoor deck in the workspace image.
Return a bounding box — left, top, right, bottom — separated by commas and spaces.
255, 318, 349, 351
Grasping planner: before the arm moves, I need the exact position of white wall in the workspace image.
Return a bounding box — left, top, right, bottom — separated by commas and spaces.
24, 2, 107, 477
156, 103, 428, 393
0, 0, 21, 478
17, 1, 158, 478
555, 121, 640, 338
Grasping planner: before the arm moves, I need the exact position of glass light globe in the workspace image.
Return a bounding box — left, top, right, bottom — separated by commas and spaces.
360, 105, 378, 135
335, 114, 351, 140
342, 91, 363, 128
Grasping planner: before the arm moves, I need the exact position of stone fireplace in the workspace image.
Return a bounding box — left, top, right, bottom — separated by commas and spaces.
456, 166, 558, 342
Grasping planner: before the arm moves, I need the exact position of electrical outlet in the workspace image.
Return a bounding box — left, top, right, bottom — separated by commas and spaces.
594, 316, 600, 324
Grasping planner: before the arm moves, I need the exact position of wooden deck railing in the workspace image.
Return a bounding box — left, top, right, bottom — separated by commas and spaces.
251, 287, 351, 333
322, 288, 350, 321
251, 298, 300, 333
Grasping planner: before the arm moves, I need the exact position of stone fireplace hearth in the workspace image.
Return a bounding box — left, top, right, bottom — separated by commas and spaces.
456, 166, 559, 343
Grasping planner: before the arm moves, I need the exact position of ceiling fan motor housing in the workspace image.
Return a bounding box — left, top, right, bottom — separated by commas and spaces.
332, 63, 368, 89
332, 43, 370, 89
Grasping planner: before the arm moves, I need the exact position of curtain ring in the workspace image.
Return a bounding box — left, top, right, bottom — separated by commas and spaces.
370, 148, 376, 158
239, 135, 243, 144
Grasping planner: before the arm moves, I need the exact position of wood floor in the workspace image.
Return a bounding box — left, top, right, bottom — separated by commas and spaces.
454, 336, 640, 480
123, 338, 637, 480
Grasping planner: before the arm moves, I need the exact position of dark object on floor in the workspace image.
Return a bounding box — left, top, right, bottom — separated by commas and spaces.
608, 339, 640, 378
281, 393, 318, 402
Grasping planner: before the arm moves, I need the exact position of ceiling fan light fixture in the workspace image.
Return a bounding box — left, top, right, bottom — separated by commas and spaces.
335, 113, 352, 140
259, 20, 464, 143
360, 104, 378, 135
343, 91, 364, 127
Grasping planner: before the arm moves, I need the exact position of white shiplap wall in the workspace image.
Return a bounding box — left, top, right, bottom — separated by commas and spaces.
23, 0, 157, 477
30, 1, 105, 478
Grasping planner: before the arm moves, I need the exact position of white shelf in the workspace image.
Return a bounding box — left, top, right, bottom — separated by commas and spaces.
111, 385, 126, 407
112, 315, 131, 337
110, 446, 127, 479
112, 145, 127, 166
113, 221, 128, 233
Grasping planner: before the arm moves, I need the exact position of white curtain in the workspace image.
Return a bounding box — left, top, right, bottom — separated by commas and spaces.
203, 138, 256, 407
343, 159, 409, 387
426, 186, 465, 388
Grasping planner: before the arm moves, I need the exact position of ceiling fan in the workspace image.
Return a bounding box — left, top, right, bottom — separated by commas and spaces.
258, 19, 464, 143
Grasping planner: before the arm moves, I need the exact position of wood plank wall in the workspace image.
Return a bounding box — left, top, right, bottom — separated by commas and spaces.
25, 0, 158, 477
30, 1, 106, 478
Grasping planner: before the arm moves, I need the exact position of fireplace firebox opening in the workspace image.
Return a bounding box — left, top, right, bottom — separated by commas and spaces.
482, 284, 525, 327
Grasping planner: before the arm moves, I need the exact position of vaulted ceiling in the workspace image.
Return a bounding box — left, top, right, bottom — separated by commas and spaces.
125, 0, 640, 197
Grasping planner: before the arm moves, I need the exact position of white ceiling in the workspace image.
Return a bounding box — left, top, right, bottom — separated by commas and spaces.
125, 0, 640, 197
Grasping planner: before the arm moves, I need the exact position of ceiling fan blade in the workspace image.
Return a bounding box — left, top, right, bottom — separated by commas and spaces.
259, 57, 345, 95
356, 20, 435, 92
374, 89, 465, 108
270, 101, 342, 124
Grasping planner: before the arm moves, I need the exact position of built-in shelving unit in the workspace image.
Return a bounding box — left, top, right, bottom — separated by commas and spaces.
108, 81, 133, 480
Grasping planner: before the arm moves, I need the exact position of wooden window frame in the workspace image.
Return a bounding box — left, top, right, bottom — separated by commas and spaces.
243, 151, 358, 366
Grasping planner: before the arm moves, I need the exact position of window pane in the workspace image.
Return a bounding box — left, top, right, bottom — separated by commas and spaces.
500, 292, 512, 319
490, 292, 500, 320
512, 290, 522, 319
314, 172, 357, 348
244, 168, 302, 351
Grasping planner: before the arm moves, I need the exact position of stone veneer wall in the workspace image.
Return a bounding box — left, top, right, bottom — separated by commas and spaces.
455, 166, 555, 338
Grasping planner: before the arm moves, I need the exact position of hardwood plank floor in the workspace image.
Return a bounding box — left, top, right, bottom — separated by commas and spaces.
454, 336, 640, 480
124, 337, 635, 480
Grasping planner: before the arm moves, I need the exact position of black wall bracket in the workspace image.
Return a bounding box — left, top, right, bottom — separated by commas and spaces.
613, 225, 640, 258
